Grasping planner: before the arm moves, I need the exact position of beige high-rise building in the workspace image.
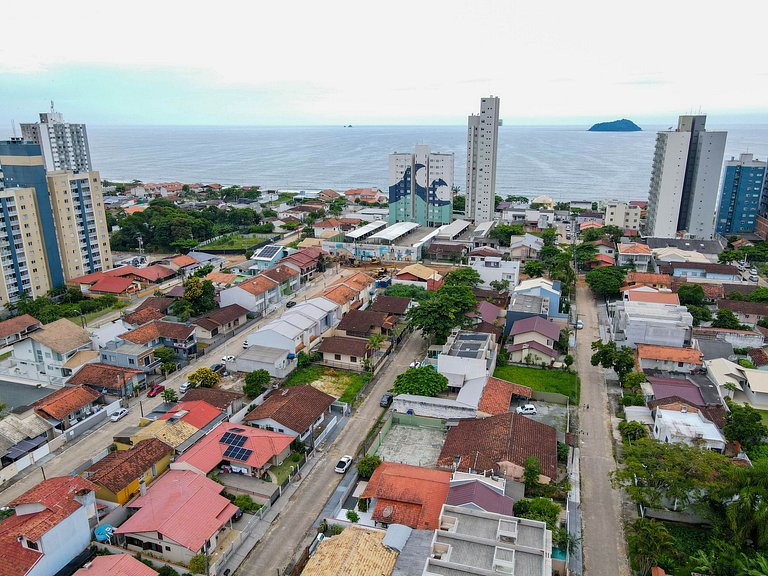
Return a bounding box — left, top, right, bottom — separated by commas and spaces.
466, 96, 500, 224
604, 201, 641, 230
0, 187, 52, 304
47, 171, 112, 280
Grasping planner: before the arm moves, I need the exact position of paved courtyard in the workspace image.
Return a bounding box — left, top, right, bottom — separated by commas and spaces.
521, 400, 570, 433
376, 423, 446, 467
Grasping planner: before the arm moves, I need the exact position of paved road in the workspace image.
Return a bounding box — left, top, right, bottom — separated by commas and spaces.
0, 267, 350, 505
236, 331, 428, 576
574, 280, 630, 576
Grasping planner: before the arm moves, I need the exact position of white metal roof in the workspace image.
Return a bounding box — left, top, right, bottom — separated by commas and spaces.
471, 221, 495, 238
345, 220, 387, 240
436, 219, 471, 240
369, 221, 420, 242
281, 313, 316, 331
260, 320, 304, 339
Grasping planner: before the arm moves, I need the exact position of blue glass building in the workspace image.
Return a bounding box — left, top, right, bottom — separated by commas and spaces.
716, 153, 767, 235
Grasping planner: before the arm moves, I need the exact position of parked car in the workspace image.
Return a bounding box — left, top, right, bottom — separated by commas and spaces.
750, 275, 760, 282
222, 355, 235, 363
409, 361, 421, 369
110, 408, 129, 422
210, 363, 224, 374
243, 340, 250, 349
380, 393, 393, 407
334, 455, 353, 474
750, 268, 759, 275
516, 404, 538, 415
147, 384, 165, 398
286, 300, 297, 308
576, 319, 584, 330
179, 381, 192, 394
738, 263, 746, 271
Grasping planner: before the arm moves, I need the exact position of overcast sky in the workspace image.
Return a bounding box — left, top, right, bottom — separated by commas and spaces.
1, 0, 767, 128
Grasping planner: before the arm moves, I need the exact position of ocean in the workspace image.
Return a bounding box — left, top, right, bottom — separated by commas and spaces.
88, 124, 768, 203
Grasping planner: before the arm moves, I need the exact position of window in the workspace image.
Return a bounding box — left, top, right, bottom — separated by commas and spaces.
334, 354, 341, 361
350, 356, 357, 363
25, 540, 38, 551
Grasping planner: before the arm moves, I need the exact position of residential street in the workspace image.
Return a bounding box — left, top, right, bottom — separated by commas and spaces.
574, 279, 631, 576
236, 331, 427, 576
0, 266, 350, 506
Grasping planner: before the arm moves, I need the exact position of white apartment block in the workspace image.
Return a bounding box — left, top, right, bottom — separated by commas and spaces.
21, 108, 92, 172
604, 201, 641, 230
466, 96, 500, 224
470, 257, 520, 289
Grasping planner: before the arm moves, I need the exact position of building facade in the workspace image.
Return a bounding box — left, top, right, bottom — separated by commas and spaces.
47, 170, 112, 280
20, 107, 92, 172
388, 144, 453, 226
716, 153, 767, 235
645, 115, 727, 239
604, 201, 641, 230
466, 96, 500, 223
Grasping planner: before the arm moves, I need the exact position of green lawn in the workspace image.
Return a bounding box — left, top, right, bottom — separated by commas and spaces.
202, 234, 262, 250
269, 453, 302, 484
283, 365, 370, 403
67, 303, 126, 327
493, 365, 579, 403
756, 408, 768, 427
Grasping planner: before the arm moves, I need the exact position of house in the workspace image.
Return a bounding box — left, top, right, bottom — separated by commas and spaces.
437, 412, 558, 482
693, 326, 765, 349
707, 357, 768, 409
393, 263, 443, 291
12, 319, 93, 384
97, 336, 161, 385
314, 274, 377, 314
591, 239, 616, 258
81, 438, 174, 505
0, 476, 97, 576
645, 237, 725, 257
663, 262, 741, 281
114, 419, 200, 453
219, 275, 280, 315
504, 293, 549, 335
301, 525, 398, 576
317, 335, 371, 371
445, 476, 516, 515
474, 287, 511, 309
74, 554, 158, 576
622, 272, 673, 291
114, 470, 238, 566
344, 187, 387, 204
624, 288, 680, 305
336, 310, 395, 338
652, 403, 726, 452
245, 318, 309, 353
652, 247, 713, 265
123, 307, 166, 326
0, 315, 42, 348
609, 301, 693, 348
118, 320, 197, 359
644, 375, 724, 409
636, 344, 703, 374
261, 264, 301, 296
311, 218, 344, 237
426, 242, 468, 263
157, 400, 226, 432
165, 254, 201, 276
0, 409, 53, 475
68, 363, 144, 397
359, 462, 451, 530
280, 247, 324, 282
134, 296, 174, 315
506, 316, 561, 364
234, 344, 298, 378
250, 244, 291, 271
432, 331, 498, 392
32, 385, 102, 433
469, 257, 520, 289
616, 242, 653, 271
192, 304, 249, 340
180, 388, 245, 417
369, 296, 412, 317
186, 251, 227, 271
289, 298, 341, 332
717, 299, 768, 327
467, 246, 503, 265
507, 233, 544, 261
425, 505, 552, 576
476, 377, 533, 417
318, 189, 341, 202
171, 422, 293, 477
578, 220, 603, 231
513, 277, 566, 318
245, 385, 334, 444
204, 271, 239, 288
591, 253, 616, 268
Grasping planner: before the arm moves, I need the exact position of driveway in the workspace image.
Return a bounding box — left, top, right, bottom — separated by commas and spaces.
575, 279, 630, 576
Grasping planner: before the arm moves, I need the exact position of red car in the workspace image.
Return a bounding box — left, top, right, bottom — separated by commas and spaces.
147, 384, 165, 397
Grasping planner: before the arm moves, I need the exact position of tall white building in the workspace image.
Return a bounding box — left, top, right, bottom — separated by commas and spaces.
388, 144, 453, 226
604, 201, 641, 230
20, 105, 92, 172
645, 115, 727, 239
466, 96, 500, 224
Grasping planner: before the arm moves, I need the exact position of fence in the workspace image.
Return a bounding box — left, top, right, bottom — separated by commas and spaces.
365, 412, 394, 456
94, 542, 192, 575
391, 412, 448, 429
531, 390, 570, 406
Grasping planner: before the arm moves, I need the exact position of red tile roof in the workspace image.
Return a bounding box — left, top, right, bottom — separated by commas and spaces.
74, 554, 159, 576
317, 336, 369, 358
159, 400, 222, 429
192, 304, 248, 328
245, 385, 334, 433
179, 388, 243, 411
359, 463, 451, 530
120, 320, 194, 344
637, 344, 703, 365
68, 363, 142, 391
478, 377, 533, 416
205, 271, 237, 285
260, 265, 300, 284
170, 255, 198, 268
135, 296, 174, 314
718, 299, 768, 316
437, 413, 558, 479
618, 242, 652, 255
626, 291, 680, 305
114, 470, 238, 551
0, 315, 41, 340
624, 272, 672, 287
33, 385, 101, 420
83, 438, 173, 494
369, 296, 411, 315
89, 276, 134, 294
238, 275, 278, 296
748, 347, 768, 367
123, 307, 165, 325
337, 310, 394, 334
174, 422, 293, 474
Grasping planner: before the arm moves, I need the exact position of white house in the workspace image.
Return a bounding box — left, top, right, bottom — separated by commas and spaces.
609, 301, 693, 349
431, 331, 497, 392
289, 298, 340, 333
706, 357, 768, 409
12, 319, 93, 385
0, 476, 98, 576
244, 385, 335, 442
219, 275, 280, 314
469, 258, 520, 289
234, 344, 297, 378
653, 405, 726, 452
251, 244, 291, 271
245, 319, 309, 353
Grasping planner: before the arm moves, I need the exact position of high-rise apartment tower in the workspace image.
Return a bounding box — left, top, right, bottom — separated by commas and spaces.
20, 104, 92, 172
465, 96, 500, 223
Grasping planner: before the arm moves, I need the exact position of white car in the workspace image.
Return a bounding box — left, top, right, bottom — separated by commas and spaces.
110, 408, 129, 422
179, 381, 191, 394
750, 275, 760, 282
409, 361, 421, 368
242, 340, 250, 349
334, 455, 353, 474
576, 319, 584, 330
222, 355, 235, 363
750, 268, 759, 276
516, 404, 538, 415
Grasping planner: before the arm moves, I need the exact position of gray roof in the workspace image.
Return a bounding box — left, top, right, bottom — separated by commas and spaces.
687, 373, 724, 406
645, 237, 725, 254
697, 339, 735, 362
241, 345, 288, 363
0, 380, 57, 411
392, 529, 434, 576
382, 524, 413, 553
186, 251, 225, 263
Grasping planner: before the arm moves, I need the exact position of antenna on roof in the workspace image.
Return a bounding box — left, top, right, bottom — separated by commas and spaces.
50, 100, 55, 113
11, 120, 16, 138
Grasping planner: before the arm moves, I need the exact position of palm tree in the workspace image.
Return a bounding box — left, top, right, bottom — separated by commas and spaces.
625, 518, 675, 576
367, 334, 386, 353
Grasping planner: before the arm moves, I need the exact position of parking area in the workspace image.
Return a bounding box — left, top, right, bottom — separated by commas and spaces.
376, 423, 447, 467
513, 400, 570, 433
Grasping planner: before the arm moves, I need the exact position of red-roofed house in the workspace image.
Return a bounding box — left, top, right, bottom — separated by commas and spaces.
636, 344, 703, 374
506, 316, 561, 364
74, 554, 158, 576
0, 315, 42, 347
0, 476, 97, 576
359, 463, 451, 530
617, 243, 653, 271
115, 470, 238, 566
192, 304, 249, 340
219, 275, 280, 314
280, 247, 324, 282
477, 377, 532, 416
33, 385, 102, 432
245, 385, 335, 442
158, 400, 224, 430
118, 320, 197, 359
88, 276, 135, 296
172, 422, 293, 477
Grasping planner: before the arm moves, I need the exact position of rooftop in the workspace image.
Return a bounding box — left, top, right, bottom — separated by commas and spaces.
123, 307, 165, 326
338, 310, 394, 334
33, 385, 101, 421
369, 296, 412, 315
29, 318, 91, 354
508, 316, 561, 341
396, 263, 441, 281
345, 220, 387, 240
637, 344, 703, 365
244, 385, 334, 433
617, 242, 652, 255
68, 364, 142, 391
445, 480, 515, 516
120, 320, 195, 344
318, 335, 370, 358
83, 438, 173, 494
74, 554, 158, 576
301, 526, 398, 576
179, 388, 243, 411
627, 290, 680, 305
0, 314, 40, 340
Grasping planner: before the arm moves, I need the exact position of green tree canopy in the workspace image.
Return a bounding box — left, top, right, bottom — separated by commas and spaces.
523, 456, 541, 492
392, 367, 448, 397
384, 283, 433, 302
154, 346, 175, 363
712, 308, 748, 330
406, 285, 477, 344
724, 401, 768, 448
443, 267, 482, 288
591, 340, 635, 380
187, 367, 221, 388
523, 261, 544, 277
748, 287, 768, 303
244, 370, 271, 398
677, 284, 705, 306
356, 455, 382, 479
512, 497, 560, 531
626, 518, 676, 576
452, 195, 465, 213
162, 388, 178, 403
585, 266, 626, 296
687, 305, 712, 326
489, 224, 525, 246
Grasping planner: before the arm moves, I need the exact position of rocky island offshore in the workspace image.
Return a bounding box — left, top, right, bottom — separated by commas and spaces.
588, 118, 642, 132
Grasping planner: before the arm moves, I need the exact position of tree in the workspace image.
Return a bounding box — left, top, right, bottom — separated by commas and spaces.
406, 285, 477, 344
392, 367, 448, 397
244, 370, 270, 397
176, 276, 216, 316
162, 388, 178, 403
452, 195, 466, 213
719, 249, 740, 264
585, 266, 626, 296
489, 279, 510, 292
678, 283, 705, 306
505, 195, 529, 204
523, 261, 544, 277
187, 367, 221, 388
523, 456, 541, 492
513, 497, 560, 531
161, 361, 178, 376
618, 420, 647, 443
192, 264, 215, 278
154, 346, 175, 363
591, 340, 635, 381
188, 554, 207, 574
724, 401, 768, 448
626, 518, 675, 576
687, 305, 712, 326
384, 284, 432, 301
748, 287, 768, 303
601, 225, 624, 243
580, 228, 603, 242
367, 334, 386, 352
356, 455, 382, 479
346, 510, 359, 523
573, 243, 598, 269
712, 308, 746, 330
539, 227, 558, 246
443, 267, 482, 288
621, 370, 646, 389
489, 224, 525, 246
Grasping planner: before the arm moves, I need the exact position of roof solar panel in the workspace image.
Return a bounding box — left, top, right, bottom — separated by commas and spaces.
223, 445, 253, 462
256, 245, 281, 259
220, 432, 247, 447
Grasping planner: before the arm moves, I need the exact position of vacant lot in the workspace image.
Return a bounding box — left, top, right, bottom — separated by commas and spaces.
283, 365, 370, 403
493, 365, 579, 402
376, 424, 446, 467
202, 234, 266, 250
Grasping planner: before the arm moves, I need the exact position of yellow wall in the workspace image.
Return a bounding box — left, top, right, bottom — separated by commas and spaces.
91, 451, 172, 504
